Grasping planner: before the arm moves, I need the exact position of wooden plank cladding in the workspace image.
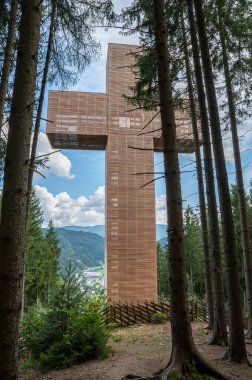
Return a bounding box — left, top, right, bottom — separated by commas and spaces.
46, 43, 197, 304
47, 91, 108, 150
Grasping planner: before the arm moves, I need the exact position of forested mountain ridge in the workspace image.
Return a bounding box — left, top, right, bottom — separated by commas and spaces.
55, 228, 104, 271
63, 225, 105, 237
158, 237, 167, 247
43, 225, 168, 271
60, 224, 167, 241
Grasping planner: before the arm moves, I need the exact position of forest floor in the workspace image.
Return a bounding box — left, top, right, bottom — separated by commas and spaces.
20, 322, 252, 380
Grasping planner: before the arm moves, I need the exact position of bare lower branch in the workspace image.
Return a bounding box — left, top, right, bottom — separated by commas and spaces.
133, 172, 164, 175
33, 116, 54, 123
26, 149, 61, 162
128, 145, 155, 151
141, 111, 160, 131
125, 103, 160, 113
138, 127, 162, 136
32, 169, 46, 178
140, 175, 164, 188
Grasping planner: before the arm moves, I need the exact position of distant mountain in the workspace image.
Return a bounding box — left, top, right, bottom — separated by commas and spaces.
158, 237, 168, 247
61, 224, 167, 241
63, 225, 105, 237
55, 228, 104, 272
156, 224, 167, 241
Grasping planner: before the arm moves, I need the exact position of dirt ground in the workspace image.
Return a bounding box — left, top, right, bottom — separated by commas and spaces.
19, 322, 252, 380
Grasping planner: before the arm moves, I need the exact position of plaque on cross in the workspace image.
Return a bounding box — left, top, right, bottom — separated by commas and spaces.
47, 43, 195, 303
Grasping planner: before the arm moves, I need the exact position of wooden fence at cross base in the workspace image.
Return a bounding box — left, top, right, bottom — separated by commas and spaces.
102, 300, 249, 329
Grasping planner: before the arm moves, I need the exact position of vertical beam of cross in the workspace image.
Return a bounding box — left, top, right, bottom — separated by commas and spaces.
105, 44, 158, 302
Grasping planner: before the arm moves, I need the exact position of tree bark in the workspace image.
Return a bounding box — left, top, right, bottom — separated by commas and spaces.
0, 0, 18, 130
181, 13, 214, 330
193, 0, 247, 362
186, 0, 228, 347
218, 6, 252, 339
22, 1, 56, 319
0, 1, 6, 33
0, 1, 42, 378
27, 0, 57, 200
128, 0, 225, 378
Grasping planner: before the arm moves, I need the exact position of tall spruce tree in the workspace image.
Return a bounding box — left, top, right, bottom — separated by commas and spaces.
193, 0, 247, 362
186, 0, 228, 347
0, 1, 42, 377
25, 197, 60, 308
122, 1, 226, 378
215, 0, 252, 339
151, 1, 223, 376
45, 220, 60, 291
125, 0, 225, 343
181, 13, 214, 326
153, 0, 208, 374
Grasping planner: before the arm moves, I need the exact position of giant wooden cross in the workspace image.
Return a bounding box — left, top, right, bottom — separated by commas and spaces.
47, 43, 195, 303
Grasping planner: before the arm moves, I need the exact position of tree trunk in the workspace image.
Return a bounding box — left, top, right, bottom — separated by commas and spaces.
27, 1, 57, 200
123, 1, 226, 378
0, 1, 6, 33
186, 0, 228, 347
218, 7, 252, 339
0, 1, 42, 378
193, 0, 247, 362
181, 13, 214, 330
22, 1, 56, 319
0, 0, 18, 130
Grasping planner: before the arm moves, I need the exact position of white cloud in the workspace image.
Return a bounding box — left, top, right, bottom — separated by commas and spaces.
35, 185, 105, 227
156, 194, 167, 224
36, 185, 208, 229
36, 132, 75, 179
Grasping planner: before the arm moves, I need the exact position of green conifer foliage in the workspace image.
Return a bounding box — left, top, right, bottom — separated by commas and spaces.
157, 242, 169, 300
184, 206, 205, 299
25, 193, 60, 308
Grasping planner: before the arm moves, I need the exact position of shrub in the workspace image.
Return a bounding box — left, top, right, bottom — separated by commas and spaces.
20, 262, 110, 372
36, 307, 109, 372
19, 301, 47, 356
152, 311, 167, 324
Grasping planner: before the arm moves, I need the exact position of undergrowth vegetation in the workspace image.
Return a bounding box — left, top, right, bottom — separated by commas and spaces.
20, 262, 109, 372
152, 311, 167, 324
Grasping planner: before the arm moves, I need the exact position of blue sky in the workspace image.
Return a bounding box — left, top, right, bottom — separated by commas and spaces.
32, 0, 252, 227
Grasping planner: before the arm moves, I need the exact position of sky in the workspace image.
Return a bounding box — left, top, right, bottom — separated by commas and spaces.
32, 0, 252, 228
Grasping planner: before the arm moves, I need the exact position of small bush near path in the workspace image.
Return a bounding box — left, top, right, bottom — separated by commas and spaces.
152, 311, 167, 324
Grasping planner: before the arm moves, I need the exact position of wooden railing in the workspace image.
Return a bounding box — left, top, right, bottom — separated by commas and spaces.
102, 300, 248, 328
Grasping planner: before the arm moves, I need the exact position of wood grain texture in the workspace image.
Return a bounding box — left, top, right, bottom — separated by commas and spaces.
46, 43, 198, 303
